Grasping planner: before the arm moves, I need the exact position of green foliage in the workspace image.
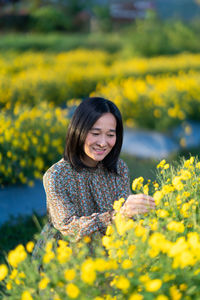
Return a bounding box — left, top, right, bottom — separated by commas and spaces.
30, 5, 69, 33
0, 215, 47, 264
0, 33, 122, 53
92, 5, 112, 32
123, 17, 200, 57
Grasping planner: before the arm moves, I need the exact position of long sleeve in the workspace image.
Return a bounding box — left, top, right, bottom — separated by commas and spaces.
43, 169, 112, 241
115, 159, 131, 200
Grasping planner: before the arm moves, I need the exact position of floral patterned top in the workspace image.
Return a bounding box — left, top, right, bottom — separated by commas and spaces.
43, 157, 130, 241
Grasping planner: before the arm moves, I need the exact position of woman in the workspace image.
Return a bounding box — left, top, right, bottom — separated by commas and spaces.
33, 97, 155, 257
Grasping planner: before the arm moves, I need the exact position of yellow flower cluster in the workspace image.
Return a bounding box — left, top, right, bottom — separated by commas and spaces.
0, 102, 69, 186
0, 50, 110, 109
2, 158, 200, 299
1, 51, 200, 113
93, 70, 200, 130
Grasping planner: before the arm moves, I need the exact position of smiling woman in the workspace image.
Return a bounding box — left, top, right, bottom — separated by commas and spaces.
32, 97, 155, 259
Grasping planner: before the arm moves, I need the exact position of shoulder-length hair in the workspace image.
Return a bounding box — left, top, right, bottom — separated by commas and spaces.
63, 97, 123, 173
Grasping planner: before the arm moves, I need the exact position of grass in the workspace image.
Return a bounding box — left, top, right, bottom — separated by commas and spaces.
0, 214, 47, 264
0, 32, 122, 53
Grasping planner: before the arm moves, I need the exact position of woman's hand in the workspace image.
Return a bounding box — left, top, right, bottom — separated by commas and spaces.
120, 194, 155, 218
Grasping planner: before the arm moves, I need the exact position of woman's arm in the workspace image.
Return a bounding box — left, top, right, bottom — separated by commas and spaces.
44, 170, 112, 242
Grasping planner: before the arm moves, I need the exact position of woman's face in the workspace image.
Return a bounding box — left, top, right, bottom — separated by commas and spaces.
82, 113, 117, 167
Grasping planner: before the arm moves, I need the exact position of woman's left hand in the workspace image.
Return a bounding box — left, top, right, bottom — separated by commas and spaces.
120, 194, 155, 218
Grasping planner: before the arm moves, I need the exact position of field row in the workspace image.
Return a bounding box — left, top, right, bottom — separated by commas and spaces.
1, 51, 200, 108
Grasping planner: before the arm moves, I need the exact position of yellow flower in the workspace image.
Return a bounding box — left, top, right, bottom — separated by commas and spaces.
167, 221, 184, 233
113, 198, 125, 211
7, 245, 27, 268
115, 275, 130, 292
129, 293, 143, 300
57, 246, 72, 264
149, 219, 158, 231
102, 236, 113, 249
169, 285, 182, 300
83, 236, 91, 243
184, 157, 194, 168
157, 209, 169, 218
145, 279, 162, 292
6, 281, 12, 290
196, 162, 200, 169
156, 296, 168, 300
43, 251, 55, 264
38, 277, 50, 290
54, 295, 62, 300
135, 225, 147, 241
0, 264, 8, 281
26, 241, 35, 253
132, 177, 144, 191
10, 269, 18, 279
179, 283, 187, 291
122, 259, 133, 269
139, 274, 150, 283
164, 163, 169, 169
81, 258, 96, 285
153, 191, 163, 205
66, 283, 80, 298
173, 250, 195, 269
157, 160, 166, 169
172, 176, 184, 191
106, 225, 114, 236
128, 245, 136, 257
115, 212, 134, 236
21, 291, 33, 300
180, 169, 191, 180
19, 272, 26, 279
94, 258, 107, 271
64, 269, 76, 281
143, 184, 149, 195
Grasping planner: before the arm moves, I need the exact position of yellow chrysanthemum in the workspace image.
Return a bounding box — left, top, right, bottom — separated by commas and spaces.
66, 283, 80, 298
0, 264, 8, 281
145, 279, 162, 292
21, 291, 33, 300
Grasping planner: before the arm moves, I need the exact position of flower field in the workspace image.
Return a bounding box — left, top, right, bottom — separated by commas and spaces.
1, 50, 200, 186
0, 103, 68, 186
1, 156, 200, 299
1, 51, 200, 109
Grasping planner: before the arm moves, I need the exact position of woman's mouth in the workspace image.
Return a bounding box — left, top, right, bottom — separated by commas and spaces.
93, 148, 106, 155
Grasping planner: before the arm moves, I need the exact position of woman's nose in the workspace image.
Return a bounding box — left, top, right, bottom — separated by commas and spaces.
97, 136, 107, 147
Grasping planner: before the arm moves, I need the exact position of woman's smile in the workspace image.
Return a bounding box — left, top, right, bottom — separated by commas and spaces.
82, 113, 117, 167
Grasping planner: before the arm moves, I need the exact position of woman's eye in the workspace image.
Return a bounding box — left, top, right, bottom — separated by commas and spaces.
92, 133, 99, 136
108, 135, 115, 137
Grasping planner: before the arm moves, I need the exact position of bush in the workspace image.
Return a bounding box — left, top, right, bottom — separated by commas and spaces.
30, 6, 69, 33
0, 14, 30, 31
1, 156, 200, 299
125, 18, 200, 56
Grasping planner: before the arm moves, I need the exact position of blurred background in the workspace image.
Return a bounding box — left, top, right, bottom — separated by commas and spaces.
0, 0, 200, 260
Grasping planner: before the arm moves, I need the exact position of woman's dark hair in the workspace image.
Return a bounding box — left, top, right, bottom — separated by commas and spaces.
64, 97, 123, 173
